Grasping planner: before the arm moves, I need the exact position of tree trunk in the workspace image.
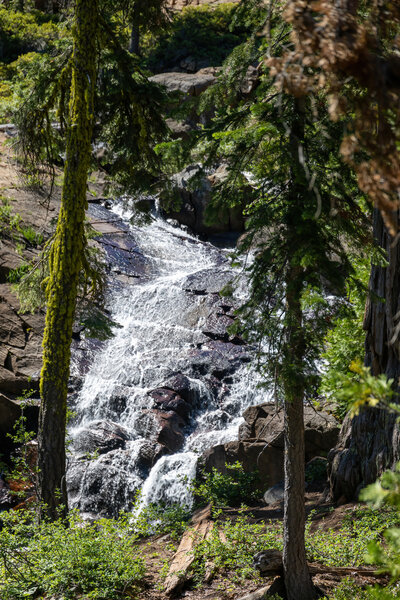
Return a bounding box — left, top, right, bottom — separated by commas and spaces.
129, 23, 140, 55
281, 97, 317, 600
283, 267, 317, 600
38, 0, 98, 522
329, 209, 400, 501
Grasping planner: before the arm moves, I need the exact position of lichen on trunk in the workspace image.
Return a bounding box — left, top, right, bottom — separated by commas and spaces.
38, 0, 98, 521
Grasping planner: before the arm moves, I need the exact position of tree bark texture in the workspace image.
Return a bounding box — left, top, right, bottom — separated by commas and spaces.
282, 97, 317, 600
129, 23, 140, 56
283, 268, 317, 600
38, 0, 98, 521
329, 209, 400, 501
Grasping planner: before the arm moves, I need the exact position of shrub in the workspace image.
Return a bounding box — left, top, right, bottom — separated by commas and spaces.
192, 461, 261, 507
143, 5, 247, 72
319, 256, 369, 420
133, 501, 191, 540
0, 509, 146, 600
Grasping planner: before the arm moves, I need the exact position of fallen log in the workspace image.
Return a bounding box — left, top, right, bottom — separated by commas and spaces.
164, 518, 214, 595
253, 549, 388, 578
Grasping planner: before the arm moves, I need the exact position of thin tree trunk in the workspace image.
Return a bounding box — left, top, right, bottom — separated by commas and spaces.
329, 209, 400, 501
38, 0, 98, 522
129, 23, 140, 55
282, 97, 317, 600
283, 267, 316, 600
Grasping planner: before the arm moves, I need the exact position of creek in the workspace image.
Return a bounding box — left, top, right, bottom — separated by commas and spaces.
66, 200, 265, 519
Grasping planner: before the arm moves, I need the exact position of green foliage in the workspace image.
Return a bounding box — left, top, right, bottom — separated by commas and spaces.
323, 579, 400, 600
6, 389, 38, 500
306, 507, 400, 568
192, 461, 260, 507
319, 256, 370, 419
6, 263, 30, 284
0, 8, 62, 65
179, 0, 370, 403
191, 513, 279, 585
133, 501, 191, 540
143, 5, 247, 72
0, 509, 146, 600
333, 360, 396, 418
360, 463, 400, 581
190, 506, 400, 589
0, 9, 69, 123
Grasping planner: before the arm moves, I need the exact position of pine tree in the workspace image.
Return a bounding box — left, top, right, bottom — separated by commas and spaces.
189, 3, 369, 596
276, 0, 400, 499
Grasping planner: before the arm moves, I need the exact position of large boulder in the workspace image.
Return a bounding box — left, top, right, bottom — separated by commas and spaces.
162, 164, 246, 235
149, 388, 191, 420
72, 420, 130, 456
0, 394, 39, 456
149, 69, 218, 97
199, 404, 340, 490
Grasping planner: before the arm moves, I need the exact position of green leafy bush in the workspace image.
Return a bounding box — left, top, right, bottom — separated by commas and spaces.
192, 461, 260, 507
319, 256, 369, 419
133, 501, 191, 540
360, 464, 400, 581
0, 8, 61, 64
306, 507, 400, 567
191, 513, 280, 585
0, 509, 146, 600
143, 5, 247, 72
323, 579, 400, 600
191, 505, 400, 590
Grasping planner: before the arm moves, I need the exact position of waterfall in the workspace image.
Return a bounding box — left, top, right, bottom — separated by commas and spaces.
67, 201, 266, 518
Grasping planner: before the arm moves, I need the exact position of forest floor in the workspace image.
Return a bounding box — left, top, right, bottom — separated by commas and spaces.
135, 493, 389, 600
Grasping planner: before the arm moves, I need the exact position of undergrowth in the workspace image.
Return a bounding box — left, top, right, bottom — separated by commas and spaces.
0, 509, 146, 600
189, 506, 400, 590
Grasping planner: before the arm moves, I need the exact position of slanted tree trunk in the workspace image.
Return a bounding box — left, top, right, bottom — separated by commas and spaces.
281, 98, 317, 600
329, 209, 400, 501
38, 0, 98, 522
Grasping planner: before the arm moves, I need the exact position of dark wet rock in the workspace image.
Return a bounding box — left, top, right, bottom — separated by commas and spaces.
67, 448, 140, 518
133, 408, 186, 454
161, 372, 200, 406
151, 410, 186, 453
183, 339, 250, 381
72, 420, 130, 456
163, 164, 246, 235
202, 312, 236, 342
0, 394, 39, 455
182, 268, 232, 295
87, 203, 147, 279
149, 388, 191, 420
136, 441, 167, 475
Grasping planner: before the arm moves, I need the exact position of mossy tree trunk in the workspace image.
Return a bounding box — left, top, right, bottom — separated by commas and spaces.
282, 98, 317, 600
329, 209, 400, 501
38, 0, 98, 522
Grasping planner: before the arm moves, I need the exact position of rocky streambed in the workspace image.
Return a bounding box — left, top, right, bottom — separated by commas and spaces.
66, 200, 266, 517
0, 186, 339, 516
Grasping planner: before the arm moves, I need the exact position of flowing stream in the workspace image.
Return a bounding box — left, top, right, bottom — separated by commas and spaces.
67, 202, 265, 518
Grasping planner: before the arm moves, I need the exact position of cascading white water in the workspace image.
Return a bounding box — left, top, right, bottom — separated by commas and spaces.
67, 203, 266, 517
